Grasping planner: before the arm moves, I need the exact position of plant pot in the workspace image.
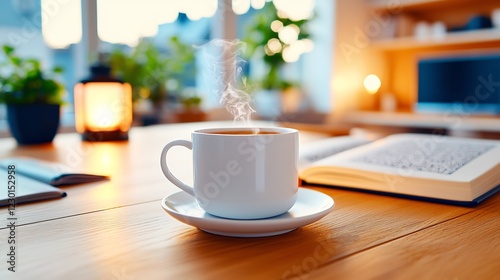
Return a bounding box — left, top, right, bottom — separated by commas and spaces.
7, 104, 60, 145
174, 108, 207, 123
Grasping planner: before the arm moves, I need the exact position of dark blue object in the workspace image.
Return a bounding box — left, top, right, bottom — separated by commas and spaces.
7, 104, 60, 145
448, 14, 493, 32
417, 54, 500, 114
465, 15, 492, 30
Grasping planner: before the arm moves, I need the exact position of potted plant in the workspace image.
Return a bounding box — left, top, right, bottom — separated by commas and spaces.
243, 2, 312, 118
109, 36, 197, 123
109, 40, 168, 106
174, 88, 206, 123
0, 45, 65, 145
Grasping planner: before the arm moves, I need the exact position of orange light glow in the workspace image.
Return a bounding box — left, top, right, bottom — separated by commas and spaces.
86, 144, 122, 202
74, 82, 132, 133
363, 74, 381, 95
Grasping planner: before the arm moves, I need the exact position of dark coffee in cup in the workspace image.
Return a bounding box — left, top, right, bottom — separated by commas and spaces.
204, 130, 280, 135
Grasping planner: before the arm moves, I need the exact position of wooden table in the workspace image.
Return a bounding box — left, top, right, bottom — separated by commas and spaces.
0, 121, 498, 279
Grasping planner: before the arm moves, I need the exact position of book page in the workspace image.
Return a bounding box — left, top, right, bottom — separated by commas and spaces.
304, 134, 500, 182
298, 135, 375, 169
0, 157, 108, 186
0, 170, 66, 206
352, 138, 495, 175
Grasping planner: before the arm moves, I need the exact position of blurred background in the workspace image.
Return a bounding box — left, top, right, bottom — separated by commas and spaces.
2, 0, 500, 138
0, 0, 333, 129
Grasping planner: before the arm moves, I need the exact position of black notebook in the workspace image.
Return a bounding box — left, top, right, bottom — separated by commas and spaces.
0, 157, 108, 206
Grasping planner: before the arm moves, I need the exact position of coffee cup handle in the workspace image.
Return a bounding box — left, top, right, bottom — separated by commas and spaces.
160, 140, 195, 196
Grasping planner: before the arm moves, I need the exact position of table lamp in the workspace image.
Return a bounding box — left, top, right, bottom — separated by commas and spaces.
363, 74, 396, 112
74, 64, 132, 141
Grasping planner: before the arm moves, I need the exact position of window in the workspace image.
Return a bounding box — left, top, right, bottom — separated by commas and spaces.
0, 0, 333, 133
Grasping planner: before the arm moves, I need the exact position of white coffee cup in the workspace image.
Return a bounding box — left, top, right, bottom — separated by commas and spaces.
160, 127, 299, 219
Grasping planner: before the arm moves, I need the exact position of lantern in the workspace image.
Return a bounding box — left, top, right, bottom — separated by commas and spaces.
74, 64, 132, 141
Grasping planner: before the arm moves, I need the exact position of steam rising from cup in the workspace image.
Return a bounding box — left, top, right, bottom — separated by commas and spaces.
197, 39, 255, 123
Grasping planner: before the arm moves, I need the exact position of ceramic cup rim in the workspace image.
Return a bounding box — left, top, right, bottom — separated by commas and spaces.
193, 127, 298, 136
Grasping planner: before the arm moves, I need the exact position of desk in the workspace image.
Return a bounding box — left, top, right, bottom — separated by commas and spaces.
0, 121, 498, 279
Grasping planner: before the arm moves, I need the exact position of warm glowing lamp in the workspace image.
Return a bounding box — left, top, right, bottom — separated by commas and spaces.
363, 74, 381, 94
74, 64, 132, 141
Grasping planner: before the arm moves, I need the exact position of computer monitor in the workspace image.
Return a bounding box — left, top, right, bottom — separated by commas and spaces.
416, 54, 500, 114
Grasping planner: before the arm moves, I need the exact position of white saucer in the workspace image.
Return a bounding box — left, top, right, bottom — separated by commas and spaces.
161, 188, 334, 237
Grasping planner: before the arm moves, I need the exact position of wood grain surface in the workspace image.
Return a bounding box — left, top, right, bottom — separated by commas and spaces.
0, 122, 498, 279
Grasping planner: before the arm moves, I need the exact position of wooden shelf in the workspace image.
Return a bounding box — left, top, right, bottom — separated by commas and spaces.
370, 0, 482, 12
345, 0, 500, 112
370, 28, 500, 51
342, 111, 500, 133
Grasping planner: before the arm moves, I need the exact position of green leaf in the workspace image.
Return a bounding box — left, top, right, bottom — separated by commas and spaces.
9, 57, 21, 67
2, 45, 14, 56
52, 66, 64, 73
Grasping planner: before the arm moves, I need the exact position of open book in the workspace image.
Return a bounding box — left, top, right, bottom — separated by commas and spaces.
0, 157, 109, 206
299, 133, 500, 206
